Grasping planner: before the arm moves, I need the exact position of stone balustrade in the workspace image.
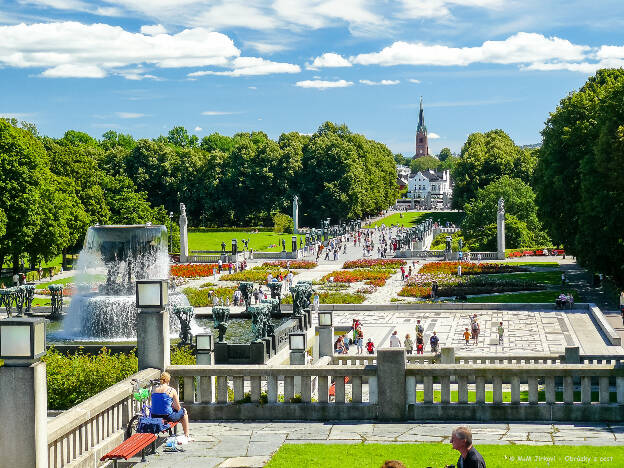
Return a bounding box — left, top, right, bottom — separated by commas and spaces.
47, 368, 159, 468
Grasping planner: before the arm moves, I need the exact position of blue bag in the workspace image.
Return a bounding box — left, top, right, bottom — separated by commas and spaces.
137, 417, 169, 434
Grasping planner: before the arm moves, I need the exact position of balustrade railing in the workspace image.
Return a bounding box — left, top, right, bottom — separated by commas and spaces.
46, 368, 159, 468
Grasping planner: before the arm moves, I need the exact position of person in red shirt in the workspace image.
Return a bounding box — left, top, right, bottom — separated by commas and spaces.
366, 338, 375, 354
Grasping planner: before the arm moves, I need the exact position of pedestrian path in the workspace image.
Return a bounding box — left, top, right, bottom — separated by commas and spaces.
138, 421, 624, 467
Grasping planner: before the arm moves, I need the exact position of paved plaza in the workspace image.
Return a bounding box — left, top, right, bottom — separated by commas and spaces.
326, 308, 623, 356
136, 421, 624, 467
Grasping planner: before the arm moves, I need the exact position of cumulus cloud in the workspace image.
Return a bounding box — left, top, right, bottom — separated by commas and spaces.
194, 126, 202, 131
188, 57, 300, 77
409, 78, 421, 83
428, 132, 441, 139
351, 32, 590, 68
295, 79, 353, 89
116, 112, 146, 118
359, 79, 400, 85
140, 24, 167, 35
0, 21, 240, 78
244, 41, 289, 54
399, 0, 503, 19
307, 52, 352, 69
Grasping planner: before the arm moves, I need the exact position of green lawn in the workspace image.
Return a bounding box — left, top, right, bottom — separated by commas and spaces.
266, 443, 624, 468
483, 270, 563, 285
500, 262, 560, 268
188, 231, 305, 252
366, 211, 464, 228
466, 290, 580, 303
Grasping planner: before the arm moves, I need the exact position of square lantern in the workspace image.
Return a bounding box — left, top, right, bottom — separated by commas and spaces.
196, 333, 213, 352
289, 332, 306, 351
318, 310, 333, 327
135, 279, 169, 310
0, 317, 47, 365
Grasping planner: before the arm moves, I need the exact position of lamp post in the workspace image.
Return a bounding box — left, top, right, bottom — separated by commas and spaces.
135, 279, 170, 371
317, 310, 334, 358
289, 332, 307, 395
0, 317, 48, 467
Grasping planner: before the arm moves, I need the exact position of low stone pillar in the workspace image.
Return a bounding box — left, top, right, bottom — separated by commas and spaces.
376, 349, 407, 420
137, 309, 170, 371
318, 325, 334, 358
440, 347, 455, 364
564, 346, 580, 364
0, 362, 48, 467
291, 349, 305, 394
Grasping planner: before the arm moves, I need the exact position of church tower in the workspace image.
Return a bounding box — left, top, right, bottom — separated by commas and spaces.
414, 97, 429, 158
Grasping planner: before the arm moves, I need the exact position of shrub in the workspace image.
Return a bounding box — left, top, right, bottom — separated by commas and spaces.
220, 265, 292, 282
282, 291, 365, 304
321, 270, 391, 285
43, 347, 138, 410
419, 261, 527, 276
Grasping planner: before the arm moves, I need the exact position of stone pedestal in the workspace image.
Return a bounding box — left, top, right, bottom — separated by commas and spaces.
196, 351, 212, 365
440, 347, 455, 364
318, 326, 334, 358
137, 310, 170, 371
565, 346, 580, 364
0, 362, 48, 467
290, 350, 305, 394
377, 349, 407, 420
293, 195, 299, 234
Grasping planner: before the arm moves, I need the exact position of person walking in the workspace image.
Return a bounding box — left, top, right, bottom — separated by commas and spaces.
430, 331, 439, 353
416, 333, 424, 354
471, 319, 480, 345
356, 329, 364, 354
463, 328, 471, 346
404, 334, 413, 354
389, 330, 401, 347
431, 281, 439, 299
366, 338, 375, 354
497, 322, 504, 344
415, 319, 424, 336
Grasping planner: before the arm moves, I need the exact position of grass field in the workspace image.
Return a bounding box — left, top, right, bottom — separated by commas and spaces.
188, 231, 305, 252
500, 262, 560, 268
266, 443, 624, 467
466, 290, 580, 303
366, 211, 464, 228
483, 270, 563, 285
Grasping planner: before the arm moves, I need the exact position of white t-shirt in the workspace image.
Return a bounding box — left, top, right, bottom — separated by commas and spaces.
389, 334, 401, 347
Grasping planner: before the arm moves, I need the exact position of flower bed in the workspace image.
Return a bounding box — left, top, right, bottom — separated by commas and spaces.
343, 259, 406, 269
321, 269, 391, 286
220, 266, 292, 282
36, 287, 75, 297
419, 261, 527, 276
398, 285, 432, 297
170, 263, 219, 278
262, 260, 317, 269
183, 286, 238, 307
282, 291, 365, 304
398, 273, 540, 298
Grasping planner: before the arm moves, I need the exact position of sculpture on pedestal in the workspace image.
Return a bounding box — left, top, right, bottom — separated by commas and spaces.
249, 303, 271, 341
173, 305, 194, 347
213, 306, 230, 342
49, 284, 64, 320
238, 282, 254, 312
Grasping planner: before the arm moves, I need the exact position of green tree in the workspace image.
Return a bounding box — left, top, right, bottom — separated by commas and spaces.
437, 147, 452, 162
452, 130, 537, 209
409, 155, 439, 173
167, 126, 198, 148
463, 176, 549, 250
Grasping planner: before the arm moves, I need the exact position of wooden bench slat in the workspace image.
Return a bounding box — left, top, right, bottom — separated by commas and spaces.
101, 433, 157, 461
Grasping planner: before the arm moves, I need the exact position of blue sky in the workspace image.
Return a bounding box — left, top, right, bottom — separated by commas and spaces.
1, 1, 623, 155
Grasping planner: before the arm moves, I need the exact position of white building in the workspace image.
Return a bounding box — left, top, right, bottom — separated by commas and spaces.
396, 165, 410, 188
407, 169, 453, 206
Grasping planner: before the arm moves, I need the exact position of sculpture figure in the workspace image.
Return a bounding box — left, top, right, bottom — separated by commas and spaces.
238, 282, 254, 311
24, 284, 35, 314
180, 203, 186, 217
0, 288, 15, 317
173, 305, 194, 347
49, 284, 64, 320
213, 306, 230, 342
290, 282, 312, 317
249, 303, 271, 341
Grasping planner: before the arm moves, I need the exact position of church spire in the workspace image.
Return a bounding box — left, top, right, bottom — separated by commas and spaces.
417, 96, 426, 134
414, 96, 429, 158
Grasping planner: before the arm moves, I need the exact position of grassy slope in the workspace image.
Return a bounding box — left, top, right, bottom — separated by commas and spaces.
366, 211, 464, 228
188, 231, 305, 252
483, 270, 563, 285
467, 290, 580, 303
266, 443, 624, 468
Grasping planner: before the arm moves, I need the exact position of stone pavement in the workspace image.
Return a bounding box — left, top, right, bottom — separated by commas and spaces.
136, 421, 624, 467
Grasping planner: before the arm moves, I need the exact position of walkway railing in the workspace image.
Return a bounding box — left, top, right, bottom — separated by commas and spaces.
46, 368, 159, 468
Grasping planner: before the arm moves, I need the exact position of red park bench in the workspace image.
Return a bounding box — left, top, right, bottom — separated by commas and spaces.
101, 421, 178, 467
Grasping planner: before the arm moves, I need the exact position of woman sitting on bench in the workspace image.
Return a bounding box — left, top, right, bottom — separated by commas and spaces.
151, 372, 193, 444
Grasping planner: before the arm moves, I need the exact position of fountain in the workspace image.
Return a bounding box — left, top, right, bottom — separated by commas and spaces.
60, 224, 190, 340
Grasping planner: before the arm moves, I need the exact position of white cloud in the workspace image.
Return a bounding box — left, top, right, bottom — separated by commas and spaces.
248, 86, 257, 89
351, 32, 590, 68
201, 111, 239, 115
408, 78, 421, 83
428, 132, 441, 139
188, 57, 300, 77
0, 21, 240, 78
116, 112, 146, 118
140, 24, 167, 35
359, 79, 400, 85
307, 52, 352, 69
0, 112, 34, 119
41, 64, 106, 78
399, 0, 503, 19
194, 126, 202, 131
295, 79, 353, 89
244, 41, 289, 54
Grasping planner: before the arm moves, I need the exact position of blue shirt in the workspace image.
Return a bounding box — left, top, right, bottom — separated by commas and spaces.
151, 391, 173, 416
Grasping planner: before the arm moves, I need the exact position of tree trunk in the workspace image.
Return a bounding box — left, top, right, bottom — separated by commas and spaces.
62, 249, 67, 270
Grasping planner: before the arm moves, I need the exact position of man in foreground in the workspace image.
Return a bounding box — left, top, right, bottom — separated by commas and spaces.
450, 426, 486, 468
